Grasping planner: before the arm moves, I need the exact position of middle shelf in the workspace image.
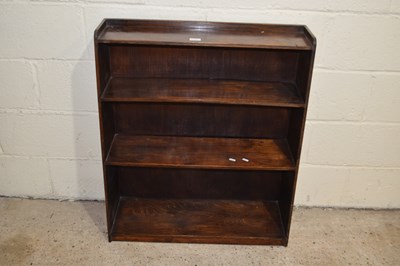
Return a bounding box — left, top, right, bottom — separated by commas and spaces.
101, 77, 305, 107
105, 135, 296, 171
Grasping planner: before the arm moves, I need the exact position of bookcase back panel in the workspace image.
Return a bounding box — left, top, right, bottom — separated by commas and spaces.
117, 167, 282, 200
109, 45, 299, 82
114, 103, 290, 138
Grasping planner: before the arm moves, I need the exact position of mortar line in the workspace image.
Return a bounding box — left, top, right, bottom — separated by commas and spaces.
2, 58, 400, 74
29, 61, 42, 109
306, 120, 400, 126
45, 158, 56, 197
81, 2, 400, 16
301, 163, 400, 170
315, 67, 400, 75
0, 154, 101, 161
0, 58, 94, 62
3, 1, 399, 16
1, 108, 399, 126
80, 3, 90, 59
0, 108, 98, 116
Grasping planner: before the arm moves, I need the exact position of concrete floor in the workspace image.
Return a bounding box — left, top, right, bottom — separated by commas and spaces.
0, 198, 399, 266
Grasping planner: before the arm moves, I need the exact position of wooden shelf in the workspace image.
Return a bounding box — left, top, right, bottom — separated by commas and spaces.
106, 135, 295, 171
101, 77, 304, 107
111, 197, 286, 245
95, 19, 314, 50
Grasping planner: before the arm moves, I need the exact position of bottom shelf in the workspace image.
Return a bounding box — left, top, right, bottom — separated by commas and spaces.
111, 197, 287, 245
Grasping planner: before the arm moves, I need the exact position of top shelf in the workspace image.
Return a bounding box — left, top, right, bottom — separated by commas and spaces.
95, 19, 316, 50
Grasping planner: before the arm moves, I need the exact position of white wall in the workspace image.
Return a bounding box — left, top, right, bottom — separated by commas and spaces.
1, 0, 399, 208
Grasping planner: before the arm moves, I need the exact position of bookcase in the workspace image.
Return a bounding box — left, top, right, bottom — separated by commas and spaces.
94, 19, 316, 246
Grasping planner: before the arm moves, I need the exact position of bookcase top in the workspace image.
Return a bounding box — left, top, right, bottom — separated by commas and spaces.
95, 19, 316, 50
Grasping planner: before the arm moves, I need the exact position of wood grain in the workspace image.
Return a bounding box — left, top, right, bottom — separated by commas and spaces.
117, 167, 284, 200
109, 46, 299, 83
96, 19, 313, 50
111, 197, 286, 245
114, 103, 290, 139
106, 135, 295, 170
102, 77, 304, 107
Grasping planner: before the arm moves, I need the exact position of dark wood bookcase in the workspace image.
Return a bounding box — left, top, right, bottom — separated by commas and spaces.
94, 19, 316, 246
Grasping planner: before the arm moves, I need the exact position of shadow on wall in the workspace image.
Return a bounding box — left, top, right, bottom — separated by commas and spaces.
71, 29, 107, 239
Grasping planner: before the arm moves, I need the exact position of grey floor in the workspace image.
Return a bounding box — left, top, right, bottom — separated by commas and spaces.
0, 198, 399, 265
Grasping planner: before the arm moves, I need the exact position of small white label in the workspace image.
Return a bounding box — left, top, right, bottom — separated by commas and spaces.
228, 158, 236, 162
242, 158, 250, 162
189, 37, 202, 42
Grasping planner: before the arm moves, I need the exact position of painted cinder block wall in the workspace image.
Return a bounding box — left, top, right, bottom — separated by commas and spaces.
1, 0, 399, 208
